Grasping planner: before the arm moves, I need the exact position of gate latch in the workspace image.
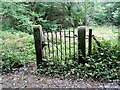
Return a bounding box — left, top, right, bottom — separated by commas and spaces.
42, 41, 47, 49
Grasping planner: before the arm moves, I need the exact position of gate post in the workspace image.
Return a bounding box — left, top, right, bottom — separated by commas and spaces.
78, 26, 86, 64
33, 25, 43, 67
88, 29, 92, 56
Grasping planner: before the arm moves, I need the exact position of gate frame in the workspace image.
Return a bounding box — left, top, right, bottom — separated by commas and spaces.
33, 25, 92, 67
78, 26, 86, 64
33, 25, 43, 67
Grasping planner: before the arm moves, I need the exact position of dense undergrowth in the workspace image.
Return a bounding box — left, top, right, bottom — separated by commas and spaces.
0, 30, 35, 72
1, 29, 120, 81
38, 40, 120, 81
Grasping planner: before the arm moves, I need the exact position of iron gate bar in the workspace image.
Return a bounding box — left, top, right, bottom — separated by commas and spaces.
69, 29, 71, 57
43, 32, 64, 56
60, 30, 62, 60
64, 29, 67, 57
43, 32, 47, 55
73, 28, 75, 60
55, 31, 58, 57
47, 31, 50, 57
88, 29, 92, 56
51, 31, 54, 58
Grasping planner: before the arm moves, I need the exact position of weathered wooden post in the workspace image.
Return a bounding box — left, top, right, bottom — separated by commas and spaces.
88, 29, 92, 56
78, 26, 86, 64
33, 25, 43, 67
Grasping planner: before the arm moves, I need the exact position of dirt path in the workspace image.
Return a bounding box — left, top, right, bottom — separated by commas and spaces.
2, 74, 99, 88
1, 63, 120, 88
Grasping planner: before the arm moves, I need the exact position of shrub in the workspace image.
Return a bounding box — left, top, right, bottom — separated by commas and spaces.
0, 31, 35, 72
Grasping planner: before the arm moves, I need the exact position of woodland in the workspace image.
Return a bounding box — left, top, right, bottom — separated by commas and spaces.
0, 1, 120, 88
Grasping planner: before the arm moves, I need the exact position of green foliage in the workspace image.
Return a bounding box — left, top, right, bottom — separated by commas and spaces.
113, 7, 120, 25
0, 31, 35, 72
91, 39, 120, 80
94, 2, 120, 26
94, 4, 107, 25
1, 2, 120, 34
60, 2, 94, 27
2, 2, 33, 34
31, 2, 55, 30
37, 39, 120, 81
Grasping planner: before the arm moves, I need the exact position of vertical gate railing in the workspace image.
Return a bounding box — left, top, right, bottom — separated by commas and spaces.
43, 27, 78, 61
33, 25, 92, 67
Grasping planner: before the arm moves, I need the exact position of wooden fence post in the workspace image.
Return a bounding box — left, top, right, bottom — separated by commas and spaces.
78, 26, 86, 64
33, 25, 43, 67
88, 29, 92, 56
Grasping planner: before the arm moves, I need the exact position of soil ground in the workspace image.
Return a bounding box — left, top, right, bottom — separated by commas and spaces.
1, 63, 120, 88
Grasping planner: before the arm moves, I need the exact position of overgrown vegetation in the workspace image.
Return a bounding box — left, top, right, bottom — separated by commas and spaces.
1, 28, 119, 81
37, 37, 120, 81
0, 2, 120, 82
0, 30, 35, 72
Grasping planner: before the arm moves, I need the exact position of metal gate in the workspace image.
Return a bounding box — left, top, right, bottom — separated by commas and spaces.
33, 25, 92, 66
43, 25, 78, 61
